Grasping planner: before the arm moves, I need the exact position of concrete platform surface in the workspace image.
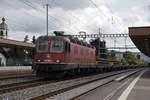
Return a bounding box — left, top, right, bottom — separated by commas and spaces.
127, 68, 150, 100
0, 66, 31, 70
0, 66, 32, 76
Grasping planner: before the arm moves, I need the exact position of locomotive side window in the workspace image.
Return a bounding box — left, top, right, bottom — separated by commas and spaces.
81, 48, 84, 56
37, 41, 48, 52
50, 41, 64, 53
91, 50, 93, 56
86, 49, 89, 56
74, 46, 78, 55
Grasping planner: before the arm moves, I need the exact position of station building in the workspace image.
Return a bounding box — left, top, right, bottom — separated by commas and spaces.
0, 17, 35, 66
0, 17, 8, 66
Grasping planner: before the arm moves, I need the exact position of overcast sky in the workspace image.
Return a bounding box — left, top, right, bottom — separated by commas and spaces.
0, 0, 150, 52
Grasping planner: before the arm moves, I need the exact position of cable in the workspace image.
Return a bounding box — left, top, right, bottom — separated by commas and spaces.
88, 0, 108, 18
18, 0, 77, 31
44, 0, 83, 32
88, 0, 123, 34
103, 0, 127, 34
51, 0, 87, 27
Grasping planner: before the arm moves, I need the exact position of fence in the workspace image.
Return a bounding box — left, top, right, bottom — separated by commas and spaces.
5, 59, 34, 66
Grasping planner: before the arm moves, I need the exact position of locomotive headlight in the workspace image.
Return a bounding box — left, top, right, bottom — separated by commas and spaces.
37, 59, 41, 62
56, 60, 60, 63
46, 54, 51, 58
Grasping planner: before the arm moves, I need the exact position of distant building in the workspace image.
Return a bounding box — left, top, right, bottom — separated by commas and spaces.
115, 51, 123, 58
0, 17, 8, 37
115, 51, 150, 61
139, 52, 150, 61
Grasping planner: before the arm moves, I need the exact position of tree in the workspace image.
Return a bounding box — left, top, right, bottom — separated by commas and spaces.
24, 35, 29, 42
122, 51, 146, 65
32, 35, 36, 44
123, 51, 137, 64
107, 50, 116, 60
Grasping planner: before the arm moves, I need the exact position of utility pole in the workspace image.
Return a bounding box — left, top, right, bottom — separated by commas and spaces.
125, 37, 127, 52
114, 37, 116, 49
98, 27, 101, 57
98, 27, 101, 35
111, 16, 114, 25
45, 4, 49, 36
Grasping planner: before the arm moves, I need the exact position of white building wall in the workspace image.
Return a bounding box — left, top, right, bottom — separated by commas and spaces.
0, 53, 6, 66
0, 29, 7, 36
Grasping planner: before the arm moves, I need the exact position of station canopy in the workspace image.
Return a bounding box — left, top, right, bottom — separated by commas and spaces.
129, 26, 150, 57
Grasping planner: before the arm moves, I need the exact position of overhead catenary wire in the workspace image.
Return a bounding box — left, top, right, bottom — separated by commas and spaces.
51, 0, 87, 28
103, 0, 133, 50
0, 0, 68, 34
87, 0, 134, 51
18, 0, 80, 32
88, 0, 108, 18
103, 0, 127, 34
88, 0, 124, 34
2, 0, 127, 35
0, 0, 45, 30
44, 0, 84, 33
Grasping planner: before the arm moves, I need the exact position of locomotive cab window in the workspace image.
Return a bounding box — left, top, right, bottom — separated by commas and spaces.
50, 41, 64, 53
36, 41, 48, 52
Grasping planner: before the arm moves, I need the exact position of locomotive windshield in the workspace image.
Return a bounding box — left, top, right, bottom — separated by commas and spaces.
50, 41, 64, 53
36, 41, 48, 52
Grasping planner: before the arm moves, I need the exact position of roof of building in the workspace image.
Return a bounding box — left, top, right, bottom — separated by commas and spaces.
129, 26, 150, 36
0, 38, 35, 48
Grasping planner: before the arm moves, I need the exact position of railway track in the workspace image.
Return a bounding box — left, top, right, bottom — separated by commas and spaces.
0, 71, 102, 95
0, 68, 143, 100
0, 79, 56, 94
0, 73, 35, 80
30, 68, 143, 100
0, 73, 40, 87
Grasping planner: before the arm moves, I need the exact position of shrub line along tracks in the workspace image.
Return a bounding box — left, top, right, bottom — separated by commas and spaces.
29, 68, 143, 100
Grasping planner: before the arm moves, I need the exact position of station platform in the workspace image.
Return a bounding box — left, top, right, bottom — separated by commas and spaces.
126, 68, 150, 100
0, 66, 31, 70
75, 68, 150, 100
0, 66, 32, 76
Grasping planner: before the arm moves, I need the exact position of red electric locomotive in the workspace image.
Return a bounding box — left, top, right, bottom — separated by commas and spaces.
33, 31, 96, 78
